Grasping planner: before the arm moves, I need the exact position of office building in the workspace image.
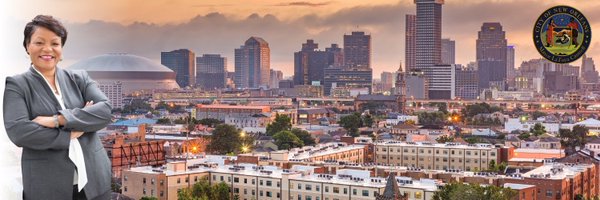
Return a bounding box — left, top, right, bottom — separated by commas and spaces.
161, 49, 196, 88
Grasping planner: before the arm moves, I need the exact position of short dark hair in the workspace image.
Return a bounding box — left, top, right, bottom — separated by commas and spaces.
23, 15, 68, 53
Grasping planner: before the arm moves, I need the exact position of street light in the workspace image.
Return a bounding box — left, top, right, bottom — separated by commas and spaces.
240, 131, 246, 138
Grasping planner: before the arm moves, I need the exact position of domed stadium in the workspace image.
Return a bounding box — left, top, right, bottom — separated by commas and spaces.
68, 53, 179, 94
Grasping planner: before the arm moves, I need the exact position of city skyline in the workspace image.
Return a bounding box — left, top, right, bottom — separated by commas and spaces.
2, 0, 600, 78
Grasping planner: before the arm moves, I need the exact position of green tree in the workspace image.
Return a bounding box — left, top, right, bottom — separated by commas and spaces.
433, 183, 517, 200
266, 114, 292, 136
291, 128, 316, 146
198, 118, 223, 127
207, 124, 242, 154
465, 137, 482, 144
518, 132, 531, 140
339, 114, 362, 137
560, 125, 589, 156
273, 130, 304, 150
530, 123, 546, 136
531, 111, 547, 120
362, 114, 374, 127
156, 117, 172, 125
212, 182, 231, 200
417, 111, 447, 126
436, 135, 454, 143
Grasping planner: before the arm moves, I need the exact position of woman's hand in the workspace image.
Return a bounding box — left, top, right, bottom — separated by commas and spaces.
33, 101, 94, 128
32, 116, 55, 128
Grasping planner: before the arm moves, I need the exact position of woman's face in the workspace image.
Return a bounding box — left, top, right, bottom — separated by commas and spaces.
26, 26, 62, 72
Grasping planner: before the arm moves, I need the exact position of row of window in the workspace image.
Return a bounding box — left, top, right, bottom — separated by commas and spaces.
214, 175, 280, 187
291, 183, 375, 197
379, 155, 493, 164
377, 148, 495, 156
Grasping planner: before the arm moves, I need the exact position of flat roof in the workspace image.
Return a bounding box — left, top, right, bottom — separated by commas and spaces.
376, 141, 496, 150
196, 104, 270, 109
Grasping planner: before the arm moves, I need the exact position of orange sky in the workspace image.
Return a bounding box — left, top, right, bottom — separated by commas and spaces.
2, 0, 600, 77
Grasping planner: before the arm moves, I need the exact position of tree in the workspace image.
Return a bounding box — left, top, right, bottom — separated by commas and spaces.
266, 114, 292, 136
560, 125, 589, 156
433, 183, 517, 200
291, 128, 316, 146
461, 103, 503, 123
417, 111, 447, 126
530, 123, 546, 136
518, 132, 531, 140
207, 124, 242, 154
338, 114, 362, 137
531, 111, 547, 120
436, 135, 454, 143
465, 137, 482, 144
362, 114, 374, 127
273, 130, 304, 150
156, 117, 172, 125
212, 182, 231, 200
198, 118, 223, 127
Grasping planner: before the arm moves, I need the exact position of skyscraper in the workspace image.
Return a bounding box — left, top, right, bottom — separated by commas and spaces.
326, 44, 344, 67
441, 38, 455, 65
506, 45, 516, 88
581, 54, 599, 84
455, 65, 479, 100
196, 54, 226, 90
294, 40, 330, 86
270, 69, 283, 88
235, 37, 270, 89
344, 31, 371, 69
477, 22, 507, 91
161, 49, 195, 88
414, 0, 443, 70
381, 71, 395, 92
405, 14, 416, 72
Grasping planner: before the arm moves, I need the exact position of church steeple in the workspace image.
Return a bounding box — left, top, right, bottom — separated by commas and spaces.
376, 172, 406, 200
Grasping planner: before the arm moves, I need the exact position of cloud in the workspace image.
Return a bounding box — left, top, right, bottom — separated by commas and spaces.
6, 1, 597, 78
274, 1, 333, 7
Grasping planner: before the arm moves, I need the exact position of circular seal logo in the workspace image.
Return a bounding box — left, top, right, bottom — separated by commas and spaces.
533, 5, 591, 63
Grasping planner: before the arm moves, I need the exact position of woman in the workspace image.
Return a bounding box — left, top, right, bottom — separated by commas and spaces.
546, 19, 556, 47
3, 15, 113, 200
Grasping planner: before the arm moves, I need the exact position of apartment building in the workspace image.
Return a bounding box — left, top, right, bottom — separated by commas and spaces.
375, 141, 499, 171
122, 158, 439, 200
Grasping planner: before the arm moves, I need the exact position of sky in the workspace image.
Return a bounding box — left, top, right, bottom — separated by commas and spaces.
1, 0, 600, 78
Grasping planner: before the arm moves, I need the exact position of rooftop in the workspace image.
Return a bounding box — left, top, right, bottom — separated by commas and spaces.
375, 141, 496, 150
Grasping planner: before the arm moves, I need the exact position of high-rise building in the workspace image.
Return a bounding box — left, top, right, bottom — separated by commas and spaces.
414, 0, 443, 71
161, 49, 196, 88
506, 45, 516, 88
581, 54, 599, 84
428, 64, 455, 99
235, 37, 270, 89
344, 32, 371, 69
477, 22, 507, 91
97, 81, 123, 109
294, 40, 330, 86
405, 70, 429, 99
270, 69, 283, 89
380, 71, 395, 92
325, 44, 344, 67
323, 67, 372, 96
455, 65, 479, 100
196, 54, 226, 90
405, 14, 416, 72
441, 38, 455, 65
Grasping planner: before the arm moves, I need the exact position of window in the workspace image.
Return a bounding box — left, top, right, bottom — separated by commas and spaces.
143, 188, 146, 195
151, 178, 155, 185
213, 175, 216, 180
252, 179, 255, 185
353, 189, 357, 195
244, 189, 247, 194
415, 191, 422, 198
260, 180, 264, 186
260, 190, 263, 196
186, 177, 189, 183
124, 175, 128, 181
177, 178, 181, 184
234, 177, 239, 183
267, 191, 272, 197
362, 190, 369, 196
316, 185, 320, 191
124, 186, 127, 192
266, 180, 272, 186
343, 188, 347, 194
306, 184, 312, 190
160, 191, 164, 197
143, 178, 146, 184
244, 178, 247, 183
325, 186, 329, 192
160, 180, 164, 186
307, 196, 312, 200
220, 176, 224, 181
546, 190, 553, 197
298, 183, 302, 190
333, 187, 339, 193
234, 188, 239, 193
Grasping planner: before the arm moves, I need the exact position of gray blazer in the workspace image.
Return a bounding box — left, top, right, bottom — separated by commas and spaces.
3, 67, 113, 200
